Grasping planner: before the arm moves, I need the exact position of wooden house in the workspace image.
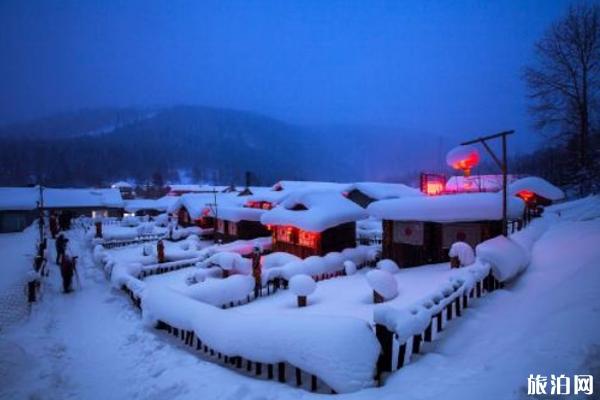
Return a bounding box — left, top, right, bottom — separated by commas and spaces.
173, 193, 220, 229
0, 187, 39, 233
214, 204, 271, 242
367, 193, 525, 267
43, 188, 125, 218
261, 190, 368, 258
111, 181, 135, 200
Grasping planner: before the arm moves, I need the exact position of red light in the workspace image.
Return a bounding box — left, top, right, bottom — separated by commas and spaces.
517, 190, 535, 202
425, 181, 444, 196
447, 145, 480, 176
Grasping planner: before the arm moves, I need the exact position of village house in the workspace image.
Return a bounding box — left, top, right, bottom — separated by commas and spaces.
261, 190, 368, 258
0, 186, 40, 233
508, 176, 565, 220
111, 181, 135, 199
43, 188, 125, 218
367, 192, 525, 267
214, 204, 271, 242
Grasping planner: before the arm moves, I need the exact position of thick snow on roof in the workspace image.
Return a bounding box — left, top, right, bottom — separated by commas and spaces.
0, 186, 39, 210
508, 176, 565, 201
216, 205, 265, 222
351, 182, 423, 200
167, 184, 222, 193
173, 193, 243, 219
111, 181, 133, 189
445, 174, 519, 193
261, 190, 368, 231
272, 180, 353, 193
43, 188, 124, 208
124, 199, 168, 213
367, 192, 525, 222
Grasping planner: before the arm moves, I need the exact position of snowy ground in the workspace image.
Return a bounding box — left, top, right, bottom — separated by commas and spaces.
1, 196, 599, 399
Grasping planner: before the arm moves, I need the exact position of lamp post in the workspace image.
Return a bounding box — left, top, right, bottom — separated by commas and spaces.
460, 130, 514, 236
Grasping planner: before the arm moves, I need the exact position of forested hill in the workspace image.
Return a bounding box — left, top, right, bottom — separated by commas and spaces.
0, 105, 444, 187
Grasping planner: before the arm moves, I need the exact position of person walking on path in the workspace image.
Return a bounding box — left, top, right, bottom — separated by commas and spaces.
60, 255, 77, 293
55, 234, 68, 265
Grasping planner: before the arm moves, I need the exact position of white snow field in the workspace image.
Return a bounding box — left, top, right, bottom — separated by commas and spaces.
0, 196, 599, 399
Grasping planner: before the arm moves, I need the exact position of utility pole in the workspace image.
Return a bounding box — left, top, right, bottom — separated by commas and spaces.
461, 130, 514, 236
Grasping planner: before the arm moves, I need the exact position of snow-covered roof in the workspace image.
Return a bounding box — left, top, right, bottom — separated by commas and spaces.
350, 182, 423, 200
173, 193, 243, 219
261, 190, 368, 232
111, 181, 133, 189
0, 186, 40, 211
44, 188, 124, 209
0, 186, 125, 210
216, 206, 265, 222
124, 199, 168, 213
272, 180, 353, 193
167, 184, 222, 194
367, 192, 525, 223
508, 177, 565, 201
445, 174, 519, 193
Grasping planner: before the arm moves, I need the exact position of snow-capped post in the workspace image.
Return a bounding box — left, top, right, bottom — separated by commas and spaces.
289, 274, 316, 307
157, 239, 165, 263
252, 244, 262, 298
448, 242, 475, 268
366, 270, 398, 303
94, 220, 102, 238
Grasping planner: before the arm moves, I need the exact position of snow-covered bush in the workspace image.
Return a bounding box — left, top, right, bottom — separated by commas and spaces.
376, 259, 399, 274
476, 235, 530, 282
448, 242, 475, 267
154, 213, 169, 227
93, 245, 107, 264
366, 269, 398, 302
186, 266, 223, 284
289, 274, 316, 296
289, 274, 317, 307
142, 244, 154, 257
344, 260, 357, 276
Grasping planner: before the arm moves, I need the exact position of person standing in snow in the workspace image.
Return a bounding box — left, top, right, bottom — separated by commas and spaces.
49, 213, 59, 239
60, 254, 76, 293
55, 234, 68, 265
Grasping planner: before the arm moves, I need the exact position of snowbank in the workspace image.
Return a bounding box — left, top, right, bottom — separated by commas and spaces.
196, 252, 252, 275
142, 285, 380, 393
476, 236, 529, 282
261, 252, 301, 269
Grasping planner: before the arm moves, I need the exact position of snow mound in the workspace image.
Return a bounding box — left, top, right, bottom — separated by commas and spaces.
476, 235, 530, 282
261, 252, 301, 269
289, 274, 316, 296
142, 285, 380, 393
448, 242, 475, 266
366, 270, 398, 300
197, 252, 252, 275
376, 259, 399, 273
181, 275, 255, 306
344, 260, 357, 275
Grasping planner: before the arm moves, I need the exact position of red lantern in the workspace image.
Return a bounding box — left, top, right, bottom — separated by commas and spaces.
447, 145, 480, 177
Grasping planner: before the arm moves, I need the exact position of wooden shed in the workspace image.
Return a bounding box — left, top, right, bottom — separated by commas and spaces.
261, 190, 368, 258
214, 204, 271, 243
508, 177, 565, 220
368, 193, 525, 267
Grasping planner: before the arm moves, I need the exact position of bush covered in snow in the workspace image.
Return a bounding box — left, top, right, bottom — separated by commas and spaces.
261, 252, 301, 269
197, 252, 252, 275
376, 259, 399, 274
289, 274, 317, 297
121, 216, 140, 227
182, 275, 255, 306
366, 269, 398, 301
448, 242, 475, 266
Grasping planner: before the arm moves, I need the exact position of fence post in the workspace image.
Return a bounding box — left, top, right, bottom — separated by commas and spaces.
375, 324, 394, 380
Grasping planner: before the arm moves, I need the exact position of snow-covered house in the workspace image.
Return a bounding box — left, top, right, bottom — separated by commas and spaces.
346, 182, 423, 208
509, 177, 565, 218
166, 184, 223, 197
43, 188, 125, 218
367, 193, 525, 267
110, 181, 135, 199
0, 187, 40, 232
214, 203, 271, 242
261, 190, 368, 258
123, 198, 169, 217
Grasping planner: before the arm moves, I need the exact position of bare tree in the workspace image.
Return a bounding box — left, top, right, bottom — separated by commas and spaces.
524, 3, 599, 191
